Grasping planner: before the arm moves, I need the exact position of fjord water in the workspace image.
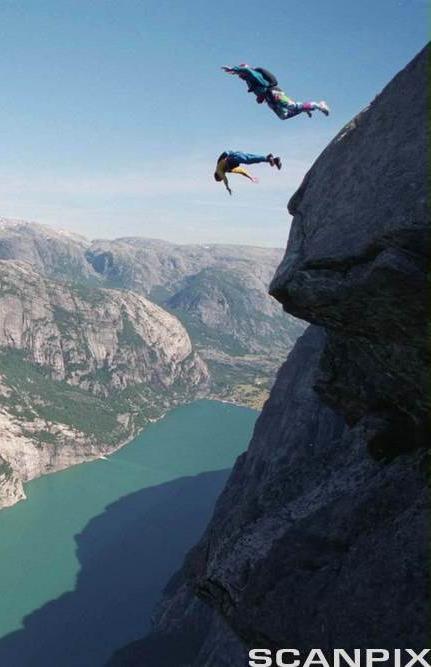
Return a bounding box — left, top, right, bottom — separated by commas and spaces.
0, 400, 257, 666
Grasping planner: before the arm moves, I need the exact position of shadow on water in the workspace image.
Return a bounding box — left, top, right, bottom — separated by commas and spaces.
0, 469, 229, 667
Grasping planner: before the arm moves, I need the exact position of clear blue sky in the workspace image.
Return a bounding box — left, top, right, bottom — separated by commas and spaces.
0, 0, 427, 246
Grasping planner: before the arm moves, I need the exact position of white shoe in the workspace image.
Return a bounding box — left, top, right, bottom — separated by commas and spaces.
318, 101, 330, 116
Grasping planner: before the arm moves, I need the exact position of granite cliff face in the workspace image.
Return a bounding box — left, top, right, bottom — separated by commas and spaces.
111, 46, 429, 663
270, 45, 428, 450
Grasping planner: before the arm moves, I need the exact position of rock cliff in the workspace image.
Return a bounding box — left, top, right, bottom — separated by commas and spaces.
0, 453, 25, 508
112, 45, 429, 663
270, 44, 428, 450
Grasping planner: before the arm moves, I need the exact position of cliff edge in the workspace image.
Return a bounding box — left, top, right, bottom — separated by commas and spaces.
270, 44, 428, 451
110, 45, 429, 664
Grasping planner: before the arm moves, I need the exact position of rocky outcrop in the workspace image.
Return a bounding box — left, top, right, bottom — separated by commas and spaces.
0, 454, 25, 508
118, 46, 429, 662
191, 328, 427, 650
270, 45, 428, 449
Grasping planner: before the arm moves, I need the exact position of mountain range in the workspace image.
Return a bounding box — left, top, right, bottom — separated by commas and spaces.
0, 219, 304, 507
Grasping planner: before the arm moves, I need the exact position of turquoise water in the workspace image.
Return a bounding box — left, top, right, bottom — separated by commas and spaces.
0, 400, 257, 645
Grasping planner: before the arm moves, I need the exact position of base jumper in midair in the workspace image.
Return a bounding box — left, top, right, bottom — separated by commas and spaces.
222, 64, 330, 120
214, 151, 281, 195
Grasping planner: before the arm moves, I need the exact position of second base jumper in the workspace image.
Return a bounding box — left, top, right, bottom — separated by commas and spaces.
214, 151, 282, 195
